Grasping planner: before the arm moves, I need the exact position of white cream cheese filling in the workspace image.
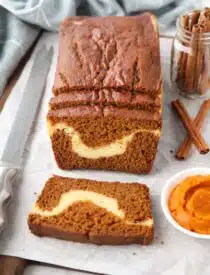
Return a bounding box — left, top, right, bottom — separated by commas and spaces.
32, 190, 153, 227
48, 122, 160, 159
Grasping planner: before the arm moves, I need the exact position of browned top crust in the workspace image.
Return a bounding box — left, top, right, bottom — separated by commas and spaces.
53, 13, 161, 95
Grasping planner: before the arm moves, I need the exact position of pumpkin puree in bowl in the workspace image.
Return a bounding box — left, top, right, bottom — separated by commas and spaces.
169, 175, 210, 234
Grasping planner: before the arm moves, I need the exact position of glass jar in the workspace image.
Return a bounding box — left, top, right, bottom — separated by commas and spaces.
171, 10, 210, 99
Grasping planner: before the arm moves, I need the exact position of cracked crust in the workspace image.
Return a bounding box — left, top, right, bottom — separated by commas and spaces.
53, 13, 161, 95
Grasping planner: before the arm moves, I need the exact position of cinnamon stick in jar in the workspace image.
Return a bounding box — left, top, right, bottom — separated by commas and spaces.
189, 11, 201, 29
185, 11, 200, 92
193, 23, 207, 94
197, 8, 210, 94
184, 24, 200, 93
176, 14, 189, 85
173, 8, 210, 97
182, 10, 200, 93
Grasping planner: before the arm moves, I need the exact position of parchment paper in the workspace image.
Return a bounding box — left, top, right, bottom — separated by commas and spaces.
1, 32, 210, 275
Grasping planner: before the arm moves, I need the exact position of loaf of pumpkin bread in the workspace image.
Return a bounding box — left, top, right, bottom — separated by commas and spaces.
47, 13, 162, 174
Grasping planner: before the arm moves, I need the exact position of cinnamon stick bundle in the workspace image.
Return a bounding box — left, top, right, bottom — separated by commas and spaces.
176, 99, 210, 159
172, 99, 209, 154
175, 8, 210, 96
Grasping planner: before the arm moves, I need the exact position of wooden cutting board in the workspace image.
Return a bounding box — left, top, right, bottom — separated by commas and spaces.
0, 256, 26, 275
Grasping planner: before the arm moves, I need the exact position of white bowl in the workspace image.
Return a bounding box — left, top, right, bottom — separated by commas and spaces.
161, 167, 210, 239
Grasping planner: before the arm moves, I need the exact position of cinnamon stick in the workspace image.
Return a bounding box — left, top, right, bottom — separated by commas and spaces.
199, 68, 210, 95
189, 10, 200, 30
176, 99, 210, 159
172, 99, 209, 154
193, 23, 207, 93
201, 43, 210, 94
184, 24, 200, 93
182, 11, 200, 93
197, 8, 210, 94
176, 15, 189, 84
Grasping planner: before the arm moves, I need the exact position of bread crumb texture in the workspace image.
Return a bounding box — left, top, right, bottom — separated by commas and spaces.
28, 176, 154, 245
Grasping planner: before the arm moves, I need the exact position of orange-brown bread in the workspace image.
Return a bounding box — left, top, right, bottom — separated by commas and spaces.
28, 176, 154, 245
49, 89, 161, 112
48, 13, 162, 174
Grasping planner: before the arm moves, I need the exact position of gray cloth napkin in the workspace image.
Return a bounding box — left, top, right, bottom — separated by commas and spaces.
0, 0, 202, 97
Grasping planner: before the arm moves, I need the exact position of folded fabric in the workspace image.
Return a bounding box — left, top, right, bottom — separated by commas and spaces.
0, 7, 40, 97
0, 0, 201, 98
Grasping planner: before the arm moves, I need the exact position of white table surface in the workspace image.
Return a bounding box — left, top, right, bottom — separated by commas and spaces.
2, 32, 210, 275
24, 264, 90, 275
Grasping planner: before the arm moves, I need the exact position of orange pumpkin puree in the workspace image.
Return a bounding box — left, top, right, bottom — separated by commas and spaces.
169, 175, 210, 234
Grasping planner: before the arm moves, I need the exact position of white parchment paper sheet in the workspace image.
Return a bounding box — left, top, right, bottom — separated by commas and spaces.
0, 33, 210, 275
